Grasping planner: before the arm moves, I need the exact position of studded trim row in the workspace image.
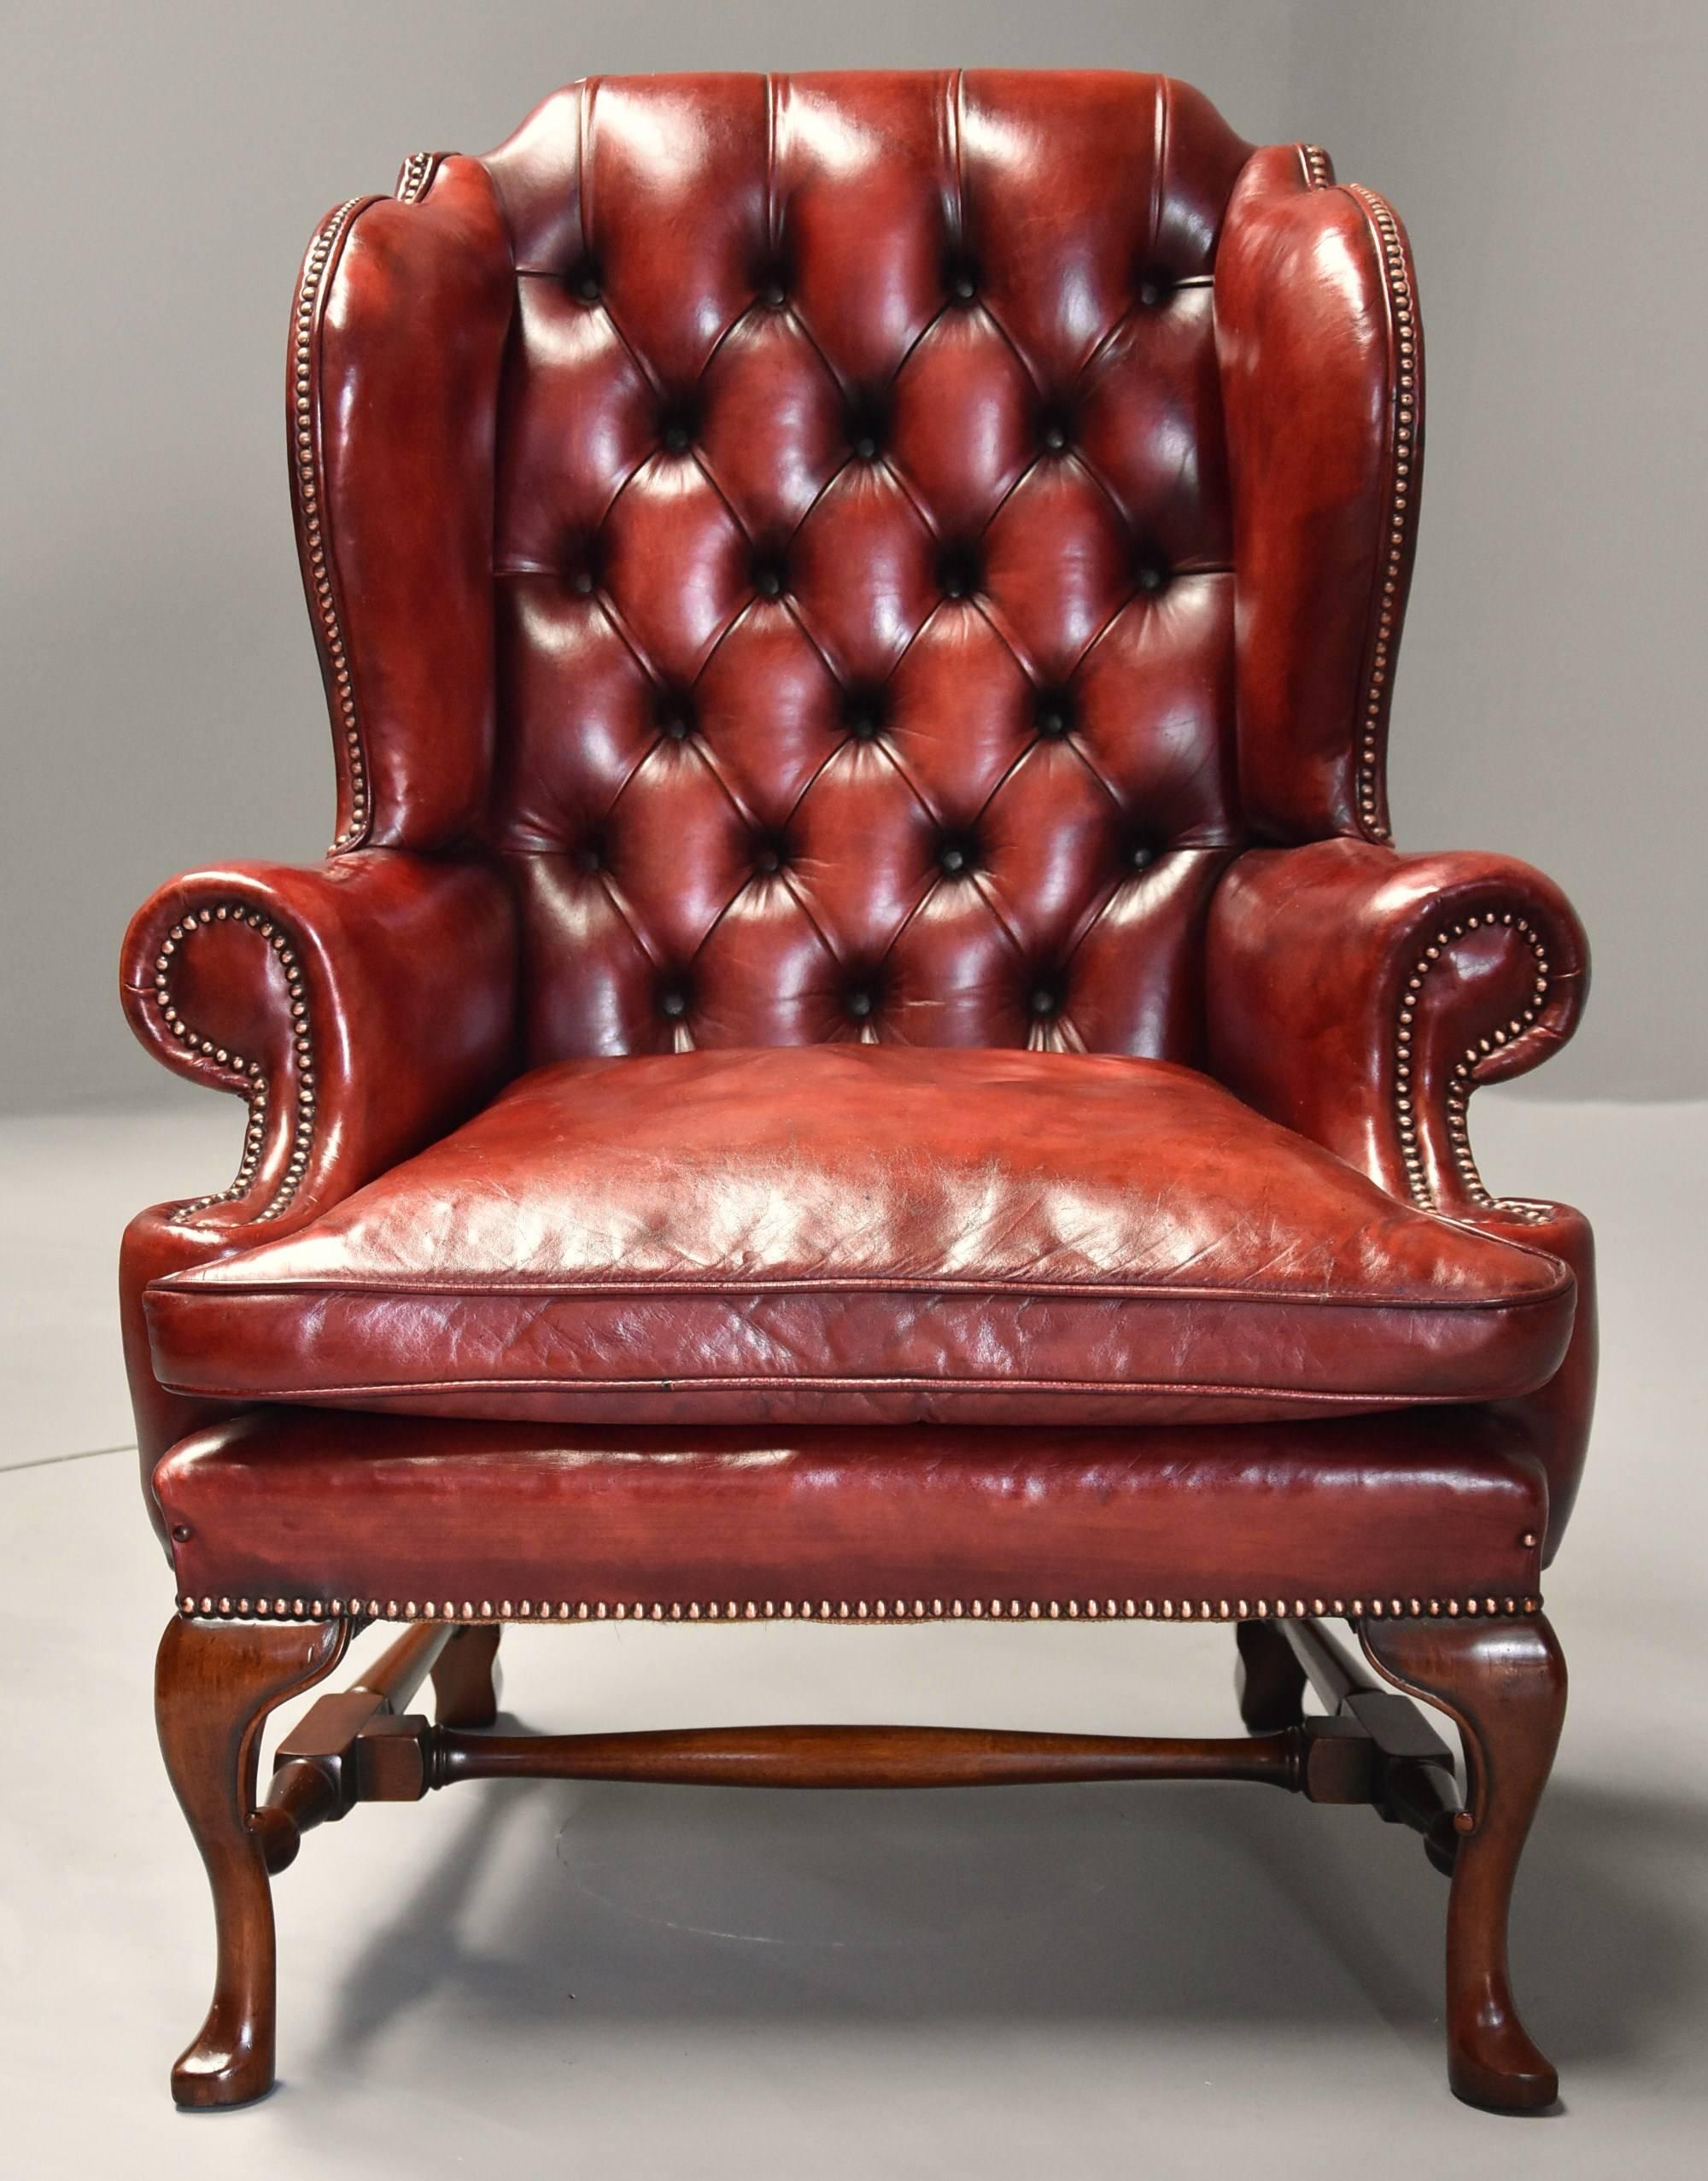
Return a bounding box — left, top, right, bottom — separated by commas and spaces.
155, 903, 318, 1225
1395, 909, 1551, 1218
1298, 143, 1333, 189
293, 199, 371, 853
177, 1588, 1541, 1626
1346, 184, 1419, 846
393, 150, 441, 203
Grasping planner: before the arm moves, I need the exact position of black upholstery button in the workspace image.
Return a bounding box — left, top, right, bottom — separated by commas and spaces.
759, 278, 788, 308
1028, 986, 1060, 1018
843, 687, 886, 742
937, 833, 979, 877
574, 269, 601, 304
660, 987, 688, 1020
938, 545, 980, 602
1135, 558, 1171, 595
846, 988, 874, 1020
663, 424, 692, 454
570, 568, 595, 598
845, 389, 887, 464
751, 832, 787, 875
1137, 273, 1175, 308
1125, 838, 1156, 871
655, 688, 694, 741
950, 271, 977, 303
1038, 403, 1073, 455
1034, 689, 1074, 739
573, 839, 605, 875
752, 558, 786, 600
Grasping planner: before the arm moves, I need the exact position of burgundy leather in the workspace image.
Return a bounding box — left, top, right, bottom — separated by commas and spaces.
1215, 144, 1421, 844
155, 1406, 1547, 1624
119, 851, 518, 1529
120, 70, 1599, 1581
145, 1046, 1573, 1426
480, 73, 1251, 1067
1207, 836, 1596, 1553
291, 161, 514, 850
1208, 838, 1588, 1208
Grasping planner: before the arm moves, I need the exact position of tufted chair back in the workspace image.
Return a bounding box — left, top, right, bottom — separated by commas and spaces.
294, 72, 1422, 1066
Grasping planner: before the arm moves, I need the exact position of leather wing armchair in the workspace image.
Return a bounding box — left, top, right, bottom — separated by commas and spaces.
121, 72, 1594, 2116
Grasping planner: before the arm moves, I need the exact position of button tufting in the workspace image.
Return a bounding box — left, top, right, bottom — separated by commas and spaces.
1034, 690, 1075, 739
937, 837, 976, 877
842, 688, 886, 742
478, 85, 1266, 1062
938, 545, 981, 602
1038, 405, 1073, 454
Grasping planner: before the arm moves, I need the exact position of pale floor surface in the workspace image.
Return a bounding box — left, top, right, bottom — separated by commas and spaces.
1, 1096, 1705, 2178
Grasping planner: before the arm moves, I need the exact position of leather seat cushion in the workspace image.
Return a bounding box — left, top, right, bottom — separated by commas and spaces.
145, 1046, 1575, 1426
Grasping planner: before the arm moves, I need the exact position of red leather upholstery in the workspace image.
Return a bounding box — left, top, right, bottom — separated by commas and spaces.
119, 852, 518, 1528
146, 1045, 1573, 1426
120, 70, 1598, 1592
477, 74, 1254, 1065
1208, 837, 1597, 1546
155, 1407, 1547, 1628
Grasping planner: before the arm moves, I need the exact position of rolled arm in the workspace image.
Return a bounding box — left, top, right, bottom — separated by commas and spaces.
1209, 838, 1595, 1555
120, 848, 518, 1511
1208, 837, 1588, 1215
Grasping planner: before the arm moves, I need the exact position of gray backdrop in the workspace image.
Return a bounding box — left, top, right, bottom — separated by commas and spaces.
5, 0, 1702, 1110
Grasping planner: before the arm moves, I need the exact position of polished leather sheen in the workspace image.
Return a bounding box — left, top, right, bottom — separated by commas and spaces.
147, 1046, 1572, 1424
155, 1407, 1547, 1619
474, 76, 1254, 1066
120, 70, 1599, 1588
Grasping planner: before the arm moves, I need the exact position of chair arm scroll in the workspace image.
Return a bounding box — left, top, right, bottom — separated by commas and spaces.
121, 850, 516, 1227
119, 849, 517, 1511
1207, 838, 1588, 1217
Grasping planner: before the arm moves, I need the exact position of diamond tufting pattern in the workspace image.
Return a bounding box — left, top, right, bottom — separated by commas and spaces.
482, 73, 1250, 1062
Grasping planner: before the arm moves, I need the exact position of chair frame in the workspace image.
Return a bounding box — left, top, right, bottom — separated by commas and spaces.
130, 69, 1591, 2120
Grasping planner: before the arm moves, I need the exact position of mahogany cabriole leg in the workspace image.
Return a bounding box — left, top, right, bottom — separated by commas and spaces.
1360, 1614, 1566, 2114
155, 1614, 350, 2108
1234, 1618, 1307, 1732
430, 1623, 502, 1728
